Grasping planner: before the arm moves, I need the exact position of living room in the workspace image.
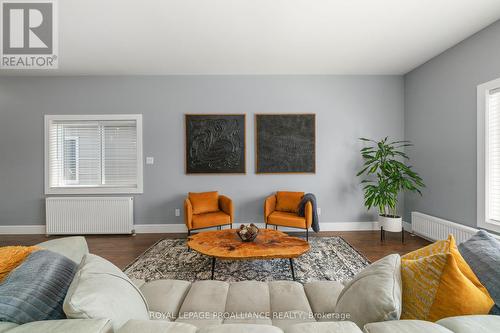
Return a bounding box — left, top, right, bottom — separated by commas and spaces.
0, 1, 499, 332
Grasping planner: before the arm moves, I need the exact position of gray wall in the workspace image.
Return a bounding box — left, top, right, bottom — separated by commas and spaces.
404, 20, 500, 226
0, 76, 404, 226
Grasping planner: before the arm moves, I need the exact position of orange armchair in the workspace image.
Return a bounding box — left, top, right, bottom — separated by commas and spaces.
185, 191, 233, 235
264, 191, 312, 241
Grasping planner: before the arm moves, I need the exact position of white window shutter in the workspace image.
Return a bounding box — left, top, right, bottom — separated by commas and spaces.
102, 121, 138, 186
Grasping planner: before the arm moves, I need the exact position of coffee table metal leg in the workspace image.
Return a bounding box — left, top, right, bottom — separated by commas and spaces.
289, 258, 295, 281
211, 257, 216, 280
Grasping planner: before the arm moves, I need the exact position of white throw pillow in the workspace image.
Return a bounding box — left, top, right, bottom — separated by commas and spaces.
334, 254, 402, 328
63, 254, 149, 330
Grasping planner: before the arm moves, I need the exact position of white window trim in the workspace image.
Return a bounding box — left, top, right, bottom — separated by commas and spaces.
44, 114, 144, 195
477, 78, 500, 233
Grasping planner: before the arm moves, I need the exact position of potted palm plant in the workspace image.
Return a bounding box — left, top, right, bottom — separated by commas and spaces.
357, 137, 424, 233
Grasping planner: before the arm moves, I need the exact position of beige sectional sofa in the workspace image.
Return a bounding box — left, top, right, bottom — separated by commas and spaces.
0, 236, 498, 333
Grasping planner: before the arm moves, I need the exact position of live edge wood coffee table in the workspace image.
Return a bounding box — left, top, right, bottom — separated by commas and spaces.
187, 229, 310, 281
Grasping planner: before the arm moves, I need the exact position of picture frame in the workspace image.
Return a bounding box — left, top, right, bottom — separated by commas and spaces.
185, 114, 246, 174
255, 114, 316, 173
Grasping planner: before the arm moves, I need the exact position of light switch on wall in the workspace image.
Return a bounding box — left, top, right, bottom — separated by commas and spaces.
317, 207, 322, 216
146, 157, 154, 165
175, 208, 180, 217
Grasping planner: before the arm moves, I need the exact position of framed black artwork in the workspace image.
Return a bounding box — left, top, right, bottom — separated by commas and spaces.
185, 114, 246, 174
256, 114, 315, 173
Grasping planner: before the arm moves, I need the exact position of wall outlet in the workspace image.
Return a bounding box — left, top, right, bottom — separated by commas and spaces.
317, 207, 322, 216
146, 157, 154, 165
175, 208, 180, 217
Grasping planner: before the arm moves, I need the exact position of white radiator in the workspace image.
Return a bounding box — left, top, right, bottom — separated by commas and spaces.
412, 211, 486, 244
46, 197, 134, 235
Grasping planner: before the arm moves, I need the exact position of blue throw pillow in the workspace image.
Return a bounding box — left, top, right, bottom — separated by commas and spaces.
0, 250, 78, 324
458, 230, 500, 315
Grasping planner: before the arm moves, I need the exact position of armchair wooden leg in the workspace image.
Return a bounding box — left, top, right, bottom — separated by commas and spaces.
306, 228, 309, 242
187, 229, 191, 236
230, 223, 233, 229
265, 223, 268, 229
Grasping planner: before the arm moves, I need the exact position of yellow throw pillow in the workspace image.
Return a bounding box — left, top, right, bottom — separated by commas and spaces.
402, 234, 490, 296
0, 246, 40, 282
188, 191, 219, 215
276, 191, 304, 213
401, 254, 494, 321
402, 237, 450, 259
401, 235, 494, 321
402, 254, 447, 320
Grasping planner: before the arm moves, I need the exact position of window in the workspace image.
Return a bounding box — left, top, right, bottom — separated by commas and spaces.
478, 78, 500, 233
45, 114, 143, 194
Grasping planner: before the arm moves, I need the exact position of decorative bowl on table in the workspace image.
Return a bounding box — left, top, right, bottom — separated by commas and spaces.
237, 223, 259, 242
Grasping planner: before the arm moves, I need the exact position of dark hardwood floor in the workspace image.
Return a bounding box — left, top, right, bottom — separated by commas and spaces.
0, 230, 429, 270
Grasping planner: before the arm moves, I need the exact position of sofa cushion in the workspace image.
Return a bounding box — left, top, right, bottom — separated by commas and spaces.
8, 319, 112, 333
304, 281, 344, 318
458, 230, 500, 314
176, 280, 229, 327
199, 324, 283, 333
130, 277, 146, 289
140, 280, 191, 321
116, 320, 197, 333
335, 254, 401, 328
37, 236, 89, 264
189, 191, 219, 215
0, 250, 77, 324
226, 281, 270, 313
268, 212, 306, 228
401, 253, 493, 321
178, 280, 229, 313
0, 322, 17, 333
436, 315, 500, 333
192, 211, 230, 229
363, 320, 453, 333
176, 318, 223, 329
224, 318, 273, 325
269, 281, 314, 330
269, 281, 312, 314
271, 311, 316, 331
285, 322, 363, 333
63, 254, 149, 330
276, 192, 304, 213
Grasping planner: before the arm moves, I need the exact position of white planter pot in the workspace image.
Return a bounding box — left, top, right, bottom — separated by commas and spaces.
379, 215, 402, 232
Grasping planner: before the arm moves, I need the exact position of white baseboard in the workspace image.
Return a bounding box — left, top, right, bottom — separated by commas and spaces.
316, 221, 380, 231
256, 221, 412, 232
133, 222, 384, 233
0, 221, 413, 235
0, 225, 47, 234
133, 224, 188, 233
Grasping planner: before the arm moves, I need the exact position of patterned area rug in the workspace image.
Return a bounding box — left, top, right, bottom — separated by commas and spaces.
124, 237, 370, 283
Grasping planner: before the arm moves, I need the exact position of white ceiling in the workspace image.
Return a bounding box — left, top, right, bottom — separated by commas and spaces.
3, 0, 500, 75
